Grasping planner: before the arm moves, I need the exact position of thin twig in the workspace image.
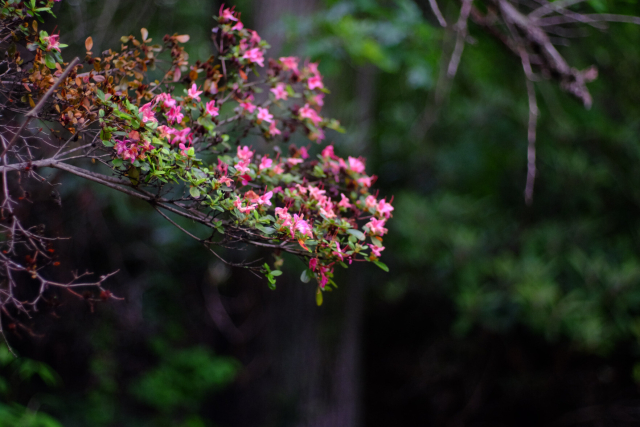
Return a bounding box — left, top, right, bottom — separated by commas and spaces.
524, 78, 538, 205
0, 57, 80, 159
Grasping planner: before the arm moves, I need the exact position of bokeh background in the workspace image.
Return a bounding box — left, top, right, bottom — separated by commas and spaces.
3, 0, 640, 426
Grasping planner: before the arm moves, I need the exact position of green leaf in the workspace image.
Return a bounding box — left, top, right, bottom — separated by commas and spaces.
374, 261, 389, 272
44, 53, 56, 69
346, 229, 365, 240
190, 187, 201, 198
112, 158, 123, 168
316, 289, 323, 306
301, 269, 312, 283
270, 270, 282, 277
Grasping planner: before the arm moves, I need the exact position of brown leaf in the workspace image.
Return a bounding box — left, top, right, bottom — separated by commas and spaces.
140, 28, 148, 41
92, 75, 105, 82
85, 36, 93, 51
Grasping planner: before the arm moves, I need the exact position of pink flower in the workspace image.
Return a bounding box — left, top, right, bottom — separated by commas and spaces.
218, 176, 233, 187
257, 191, 273, 206
280, 56, 299, 72
322, 145, 336, 159
338, 193, 351, 209
178, 142, 191, 157
307, 61, 320, 76
358, 176, 373, 188
219, 6, 238, 22
205, 100, 219, 117
309, 258, 318, 271
308, 75, 324, 90
250, 30, 261, 45
299, 147, 309, 159
234, 159, 251, 175
268, 121, 281, 137
270, 83, 288, 101
312, 93, 325, 107
187, 83, 203, 102
369, 244, 385, 258
259, 156, 273, 172
43, 34, 61, 52
291, 214, 313, 239
242, 48, 265, 67
287, 158, 303, 166
114, 139, 129, 156
299, 104, 322, 126
171, 128, 192, 145
273, 163, 285, 174
319, 205, 336, 219
365, 195, 377, 210
167, 106, 184, 124
276, 206, 291, 223
232, 21, 244, 31
365, 218, 388, 236
239, 100, 256, 113
237, 145, 253, 162
156, 125, 173, 140
348, 156, 365, 174
234, 197, 257, 213
256, 107, 273, 123
154, 93, 176, 108
333, 242, 345, 261
139, 103, 156, 123
218, 158, 228, 175
377, 199, 394, 219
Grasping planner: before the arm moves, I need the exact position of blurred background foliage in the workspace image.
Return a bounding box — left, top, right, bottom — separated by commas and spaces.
4, 0, 640, 425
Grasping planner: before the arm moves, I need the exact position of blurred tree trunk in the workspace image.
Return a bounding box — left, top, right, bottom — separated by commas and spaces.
226, 2, 375, 427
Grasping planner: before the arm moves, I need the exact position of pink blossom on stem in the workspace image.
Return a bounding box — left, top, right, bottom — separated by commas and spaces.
365, 195, 377, 210
218, 158, 229, 175
239, 100, 256, 113
232, 21, 244, 31
171, 128, 192, 145
333, 242, 345, 261
205, 100, 219, 117
242, 48, 265, 67
377, 199, 394, 219
219, 6, 238, 22
272, 163, 285, 174
307, 75, 324, 90
154, 93, 176, 108
287, 158, 303, 166
259, 156, 273, 172
187, 83, 203, 102
348, 156, 366, 173
299, 147, 309, 159
218, 176, 233, 187
43, 34, 61, 52
250, 30, 261, 45
234, 159, 251, 175
280, 56, 299, 72
312, 93, 325, 107
237, 146, 254, 162
257, 191, 273, 206
299, 104, 322, 126
338, 193, 351, 209
309, 258, 318, 271
268, 121, 281, 137
358, 176, 373, 188
322, 145, 336, 159
365, 218, 388, 236
256, 107, 273, 123
167, 106, 184, 124
369, 244, 385, 258
270, 83, 288, 100
139, 103, 156, 123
